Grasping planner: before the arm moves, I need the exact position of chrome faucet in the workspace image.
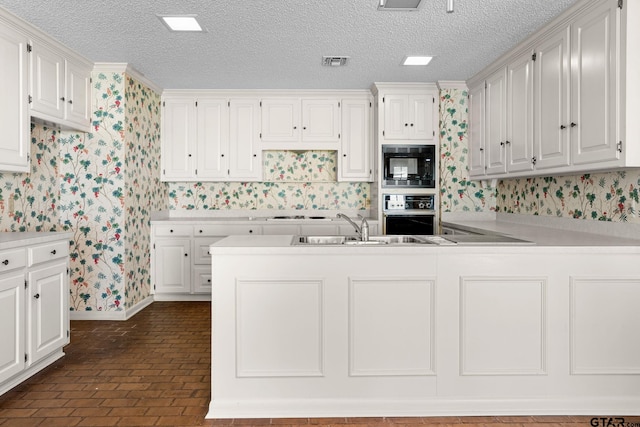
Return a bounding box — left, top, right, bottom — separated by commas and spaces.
336, 213, 369, 241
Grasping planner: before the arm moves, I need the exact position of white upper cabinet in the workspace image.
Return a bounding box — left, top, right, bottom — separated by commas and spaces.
161, 94, 262, 182
260, 98, 299, 143
161, 97, 196, 181
196, 98, 228, 180
29, 41, 92, 132
468, 82, 485, 177
534, 26, 571, 170
0, 22, 29, 173
570, 1, 618, 166
468, 0, 639, 179
260, 97, 340, 149
506, 50, 534, 173
484, 68, 508, 176
338, 98, 373, 182
228, 99, 262, 181
381, 93, 437, 142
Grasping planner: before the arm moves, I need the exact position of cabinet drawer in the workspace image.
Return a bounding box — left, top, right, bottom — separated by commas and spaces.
153, 224, 192, 237
194, 224, 262, 236
193, 237, 225, 265
28, 240, 68, 267
0, 248, 26, 273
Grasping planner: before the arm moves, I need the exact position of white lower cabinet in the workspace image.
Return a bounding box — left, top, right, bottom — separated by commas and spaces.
0, 234, 70, 396
151, 220, 378, 300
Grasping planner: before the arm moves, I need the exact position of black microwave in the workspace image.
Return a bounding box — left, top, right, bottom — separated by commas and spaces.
382, 145, 436, 188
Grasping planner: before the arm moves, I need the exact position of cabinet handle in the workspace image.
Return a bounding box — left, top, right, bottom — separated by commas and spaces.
404, 123, 409, 127
207, 279, 211, 283
410, 123, 414, 127
570, 122, 577, 127
500, 141, 504, 146
34, 293, 40, 299
479, 147, 484, 152
560, 125, 566, 130
505, 140, 511, 145
293, 126, 297, 129
188, 154, 192, 157
2, 259, 8, 265
199, 230, 203, 233
343, 154, 347, 157
221, 154, 224, 157
303, 127, 307, 130
184, 253, 188, 257
51, 249, 57, 255
170, 229, 174, 233
253, 154, 257, 157
68, 99, 73, 105
60, 97, 65, 102
249, 230, 253, 234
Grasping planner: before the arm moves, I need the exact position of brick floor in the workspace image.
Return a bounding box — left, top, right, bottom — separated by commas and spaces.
0, 302, 629, 426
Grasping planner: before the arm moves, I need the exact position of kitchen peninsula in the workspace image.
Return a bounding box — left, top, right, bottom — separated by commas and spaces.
207, 221, 640, 419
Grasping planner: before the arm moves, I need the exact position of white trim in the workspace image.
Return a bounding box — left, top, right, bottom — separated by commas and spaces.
69, 295, 155, 321
0, 351, 65, 396
207, 396, 640, 419
437, 81, 468, 90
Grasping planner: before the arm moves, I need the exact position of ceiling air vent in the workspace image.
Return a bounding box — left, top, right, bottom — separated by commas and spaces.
322, 56, 349, 67
377, 0, 422, 11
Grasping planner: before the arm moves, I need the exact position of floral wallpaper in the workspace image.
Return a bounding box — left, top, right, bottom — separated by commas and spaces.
0, 123, 61, 232
439, 87, 497, 213
497, 172, 640, 223
167, 150, 369, 211
58, 70, 164, 313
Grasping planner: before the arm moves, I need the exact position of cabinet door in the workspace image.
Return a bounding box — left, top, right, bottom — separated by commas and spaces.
260, 98, 299, 142
229, 99, 262, 181
506, 51, 534, 173
468, 82, 486, 177
339, 98, 372, 181
382, 94, 409, 140
0, 272, 25, 384
570, 1, 619, 165
485, 68, 508, 175
65, 61, 91, 130
196, 98, 229, 180
153, 238, 191, 294
27, 261, 67, 366
301, 99, 340, 142
409, 94, 436, 141
161, 97, 196, 181
534, 26, 571, 170
193, 266, 212, 294
30, 43, 65, 119
0, 25, 29, 172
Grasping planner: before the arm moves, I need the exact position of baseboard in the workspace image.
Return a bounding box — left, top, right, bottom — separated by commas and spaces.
207, 397, 640, 419
0, 351, 65, 396
152, 294, 211, 302
69, 295, 155, 321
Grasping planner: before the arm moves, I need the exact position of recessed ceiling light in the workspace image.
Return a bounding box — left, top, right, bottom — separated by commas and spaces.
158, 15, 204, 32
378, 0, 422, 11
403, 56, 433, 65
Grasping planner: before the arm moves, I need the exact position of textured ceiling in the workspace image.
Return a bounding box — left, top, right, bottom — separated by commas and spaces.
0, 0, 579, 90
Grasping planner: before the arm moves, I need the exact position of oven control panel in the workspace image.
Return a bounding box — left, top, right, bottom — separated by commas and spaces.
384, 194, 435, 210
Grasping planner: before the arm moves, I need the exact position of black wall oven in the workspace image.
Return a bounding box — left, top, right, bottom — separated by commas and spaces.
383, 194, 436, 235
382, 145, 436, 188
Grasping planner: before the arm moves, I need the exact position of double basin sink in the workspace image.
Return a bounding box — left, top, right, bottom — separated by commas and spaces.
292, 235, 443, 246
292, 234, 535, 246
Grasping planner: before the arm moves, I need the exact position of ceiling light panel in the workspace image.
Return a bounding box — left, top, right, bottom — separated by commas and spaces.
378, 0, 422, 11
403, 56, 433, 65
159, 15, 204, 32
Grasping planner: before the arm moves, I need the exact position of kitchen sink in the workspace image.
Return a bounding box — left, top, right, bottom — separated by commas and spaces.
292, 235, 433, 246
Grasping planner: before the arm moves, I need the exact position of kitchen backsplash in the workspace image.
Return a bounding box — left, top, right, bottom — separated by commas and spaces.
497, 172, 639, 222
167, 150, 369, 211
